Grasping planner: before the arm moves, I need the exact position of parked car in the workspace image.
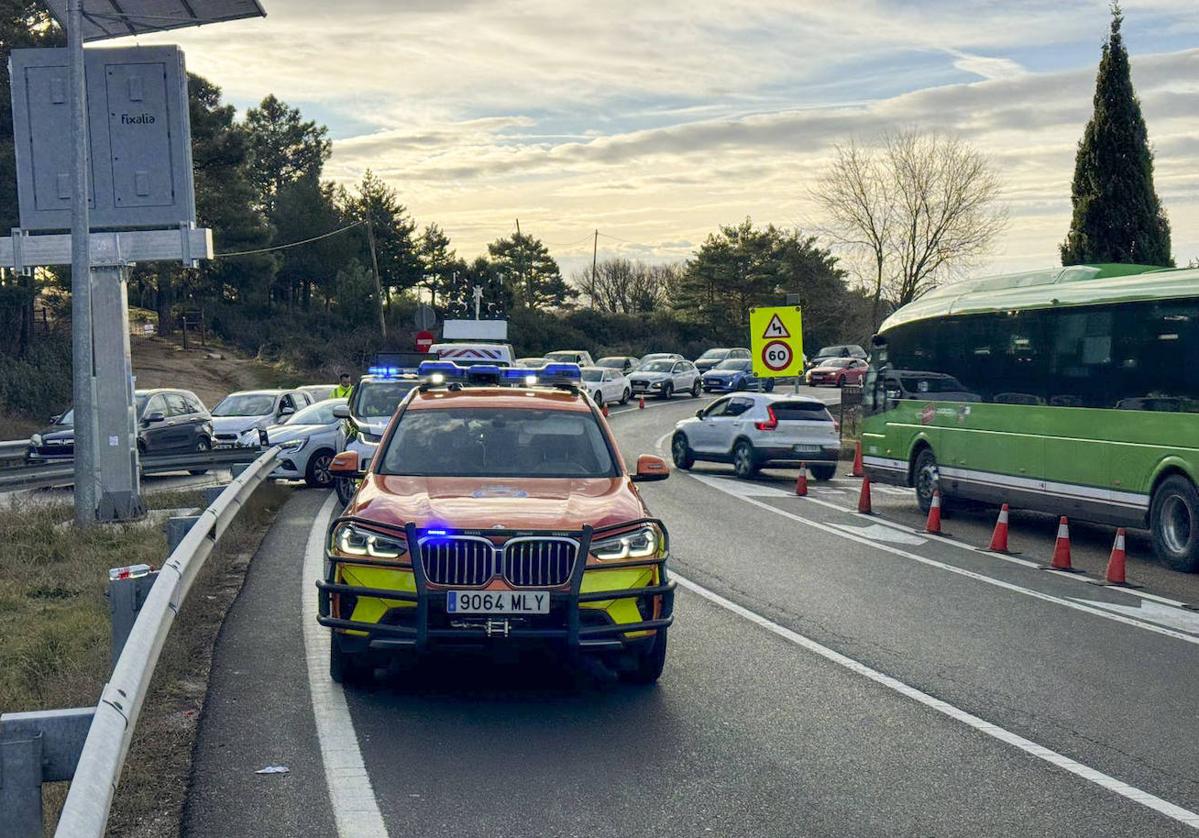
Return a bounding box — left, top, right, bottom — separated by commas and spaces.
27, 389, 214, 471
637, 353, 684, 367
544, 350, 595, 367
628, 359, 701, 399
515, 357, 549, 368
581, 366, 632, 407
694, 347, 751, 374
670, 393, 841, 480
596, 355, 640, 374
806, 358, 869, 387
809, 344, 867, 368
264, 398, 347, 488
298, 384, 337, 403
701, 358, 775, 393
210, 389, 311, 447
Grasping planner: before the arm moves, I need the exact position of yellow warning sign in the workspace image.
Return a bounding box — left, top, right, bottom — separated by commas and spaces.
749, 306, 804, 378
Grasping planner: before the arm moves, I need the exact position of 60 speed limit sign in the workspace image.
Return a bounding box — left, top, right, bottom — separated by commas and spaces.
761, 340, 792, 371
749, 306, 804, 378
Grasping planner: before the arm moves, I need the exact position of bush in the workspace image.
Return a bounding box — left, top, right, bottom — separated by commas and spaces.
0, 335, 72, 420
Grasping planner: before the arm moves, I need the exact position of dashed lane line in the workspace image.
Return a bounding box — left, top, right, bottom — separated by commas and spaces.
302, 492, 390, 838
673, 573, 1199, 831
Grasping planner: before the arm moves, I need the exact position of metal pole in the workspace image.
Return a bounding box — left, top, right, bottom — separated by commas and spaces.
364, 219, 387, 339
68, 0, 98, 527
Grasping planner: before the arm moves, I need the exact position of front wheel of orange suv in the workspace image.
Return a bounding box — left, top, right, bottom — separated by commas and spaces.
329, 633, 372, 686
619, 628, 668, 685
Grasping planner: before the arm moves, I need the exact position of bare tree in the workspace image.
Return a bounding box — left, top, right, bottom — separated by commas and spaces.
812, 140, 892, 329
813, 131, 1007, 328
576, 258, 678, 313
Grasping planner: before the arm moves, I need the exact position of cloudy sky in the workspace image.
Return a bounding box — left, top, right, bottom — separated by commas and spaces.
137, 0, 1199, 281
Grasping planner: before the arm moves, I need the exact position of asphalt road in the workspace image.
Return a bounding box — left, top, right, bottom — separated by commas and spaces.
185, 391, 1199, 837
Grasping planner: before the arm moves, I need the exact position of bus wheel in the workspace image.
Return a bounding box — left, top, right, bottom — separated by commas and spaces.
912, 448, 941, 514
1150, 475, 1199, 572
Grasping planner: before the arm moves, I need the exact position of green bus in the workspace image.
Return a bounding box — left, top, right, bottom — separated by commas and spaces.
861, 263, 1199, 571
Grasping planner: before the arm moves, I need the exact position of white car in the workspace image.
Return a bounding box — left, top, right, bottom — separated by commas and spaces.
545, 349, 595, 367
581, 366, 631, 407
627, 359, 701, 399
264, 399, 347, 488
670, 393, 841, 480
332, 374, 421, 504
210, 389, 311, 448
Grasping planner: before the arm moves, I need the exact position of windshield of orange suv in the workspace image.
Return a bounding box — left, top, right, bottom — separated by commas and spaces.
376, 406, 620, 478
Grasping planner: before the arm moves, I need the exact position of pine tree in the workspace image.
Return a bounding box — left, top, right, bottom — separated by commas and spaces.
1061, 4, 1172, 267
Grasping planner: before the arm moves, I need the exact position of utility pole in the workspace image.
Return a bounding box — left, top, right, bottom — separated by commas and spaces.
68, 0, 98, 527
591, 229, 598, 310
514, 218, 529, 306
365, 218, 387, 339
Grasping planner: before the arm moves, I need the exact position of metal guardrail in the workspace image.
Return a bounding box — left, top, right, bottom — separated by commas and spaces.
0, 446, 281, 837
0, 438, 28, 465
0, 447, 264, 492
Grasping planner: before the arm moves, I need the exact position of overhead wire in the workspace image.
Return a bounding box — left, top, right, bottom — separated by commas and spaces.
215, 220, 366, 258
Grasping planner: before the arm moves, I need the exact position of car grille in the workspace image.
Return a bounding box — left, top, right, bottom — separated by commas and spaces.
419, 536, 496, 586
630, 379, 648, 388
416, 535, 579, 587
215, 433, 239, 441
504, 538, 578, 587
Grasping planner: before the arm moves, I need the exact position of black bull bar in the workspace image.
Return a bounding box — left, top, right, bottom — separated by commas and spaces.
316, 517, 676, 651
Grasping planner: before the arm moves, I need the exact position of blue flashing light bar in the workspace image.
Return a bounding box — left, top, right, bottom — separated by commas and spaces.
418, 360, 582, 388
367, 365, 419, 378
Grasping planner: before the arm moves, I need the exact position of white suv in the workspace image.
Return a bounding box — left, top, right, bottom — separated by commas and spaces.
628, 359, 701, 399
581, 366, 632, 407
670, 393, 840, 479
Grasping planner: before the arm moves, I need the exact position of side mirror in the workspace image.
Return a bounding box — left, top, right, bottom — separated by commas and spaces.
279, 405, 295, 417
695, 409, 705, 420
632, 454, 670, 482
49, 413, 61, 424
329, 450, 362, 477
332, 404, 351, 419
144, 411, 166, 424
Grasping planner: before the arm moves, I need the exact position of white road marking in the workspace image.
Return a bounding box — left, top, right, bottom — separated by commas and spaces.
1071, 598, 1199, 636
832, 522, 928, 546
673, 574, 1199, 830
302, 492, 390, 838
690, 473, 799, 499
682, 475, 1199, 648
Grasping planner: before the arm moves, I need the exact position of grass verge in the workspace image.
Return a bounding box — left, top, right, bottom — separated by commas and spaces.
0, 482, 290, 835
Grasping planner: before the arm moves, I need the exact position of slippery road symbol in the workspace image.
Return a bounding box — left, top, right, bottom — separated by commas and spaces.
762, 313, 791, 339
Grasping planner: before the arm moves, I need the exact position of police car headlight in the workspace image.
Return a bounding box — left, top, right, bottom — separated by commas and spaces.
591, 524, 664, 561
331, 523, 407, 560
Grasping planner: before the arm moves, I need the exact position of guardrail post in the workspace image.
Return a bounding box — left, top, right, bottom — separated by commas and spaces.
0, 707, 95, 838
0, 728, 44, 837
164, 515, 201, 553
108, 569, 159, 669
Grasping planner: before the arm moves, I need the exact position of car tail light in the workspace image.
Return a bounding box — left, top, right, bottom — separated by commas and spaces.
755, 406, 778, 431
833, 418, 841, 432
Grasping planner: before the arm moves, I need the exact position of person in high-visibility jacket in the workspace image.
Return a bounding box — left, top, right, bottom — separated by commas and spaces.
332, 373, 354, 400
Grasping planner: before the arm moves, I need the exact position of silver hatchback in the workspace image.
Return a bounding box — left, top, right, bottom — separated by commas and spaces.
670, 393, 841, 479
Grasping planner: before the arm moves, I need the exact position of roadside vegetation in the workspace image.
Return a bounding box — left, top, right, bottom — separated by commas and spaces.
0, 484, 289, 834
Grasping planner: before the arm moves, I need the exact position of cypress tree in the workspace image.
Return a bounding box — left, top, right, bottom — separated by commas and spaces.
1061, 4, 1172, 267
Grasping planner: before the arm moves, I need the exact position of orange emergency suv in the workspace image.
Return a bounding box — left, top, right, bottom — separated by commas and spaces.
317, 362, 676, 685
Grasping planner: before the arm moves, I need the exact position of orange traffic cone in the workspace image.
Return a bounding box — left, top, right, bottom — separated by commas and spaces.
850, 440, 864, 478
795, 464, 808, 497
638, 395, 646, 410
986, 504, 1015, 553
922, 489, 945, 535
1100, 528, 1141, 588
1047, 516, 1083, 573
857, 475, 873, 514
